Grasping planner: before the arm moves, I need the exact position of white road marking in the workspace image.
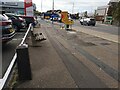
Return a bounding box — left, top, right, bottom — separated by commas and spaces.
12, 38, 22, 41
67, 31, 76, 34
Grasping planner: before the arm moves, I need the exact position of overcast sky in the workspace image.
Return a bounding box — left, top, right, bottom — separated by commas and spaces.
20, 0, 110, 13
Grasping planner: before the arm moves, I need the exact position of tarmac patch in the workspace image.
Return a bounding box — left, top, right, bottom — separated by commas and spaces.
67, 31, 76, 34
100, 42, 111, 45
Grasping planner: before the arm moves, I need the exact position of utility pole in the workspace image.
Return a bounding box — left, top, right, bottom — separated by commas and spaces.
52, 0, 54, 24
72, 2, 74, 14
52, 0, 54, 12
41, 0, 42, 12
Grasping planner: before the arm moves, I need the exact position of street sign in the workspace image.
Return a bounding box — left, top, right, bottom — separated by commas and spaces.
24, 0, 34, 16
61, 11, 74, 25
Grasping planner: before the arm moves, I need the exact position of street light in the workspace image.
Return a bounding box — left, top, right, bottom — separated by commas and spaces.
72, 0, 75, 14
41, 0, 42, 12
52, 0, 54, 24
52, 0, 54, 12
72, 2, 74, 13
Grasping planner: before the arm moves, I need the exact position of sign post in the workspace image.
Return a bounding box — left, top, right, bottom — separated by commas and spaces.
24, 0, 34, 16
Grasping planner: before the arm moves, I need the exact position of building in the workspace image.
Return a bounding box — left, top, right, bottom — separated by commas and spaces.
0, 0, 36, 15
95, 6, 109, 21
109, 0, 119, 3
95, 0, 119, 21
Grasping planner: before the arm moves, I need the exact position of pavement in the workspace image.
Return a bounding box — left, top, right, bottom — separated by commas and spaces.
16, 25, 77, 88
72, 25, 119, 43
12, 20, 118, 88
51, 20, 119, 43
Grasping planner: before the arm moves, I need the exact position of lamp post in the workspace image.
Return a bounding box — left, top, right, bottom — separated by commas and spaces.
72, 2, 74, 14
52, 0, 54, 12
52, 0, 54, 24
41, 0, 42, 12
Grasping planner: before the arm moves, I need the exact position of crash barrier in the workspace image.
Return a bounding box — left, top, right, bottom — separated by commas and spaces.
0, 23, 33, 89
17, 23, 46, 80
16, 44, 32, 81
16, 23, 33, 81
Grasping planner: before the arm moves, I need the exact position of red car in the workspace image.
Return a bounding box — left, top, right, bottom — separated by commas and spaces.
3, 13, 27, 31
19, 15, 37, 27
0, 14, 15, 43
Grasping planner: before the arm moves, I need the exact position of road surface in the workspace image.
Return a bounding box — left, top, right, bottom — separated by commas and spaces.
38, 19, 118, 88
74, 20, 119, 35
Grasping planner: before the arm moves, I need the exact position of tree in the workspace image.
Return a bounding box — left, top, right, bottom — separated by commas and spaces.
84, 11, 88, 17
107, 2, 118, 16
107, 1, 120, 25
34, 10, 41, 16
113, 1, 120, 25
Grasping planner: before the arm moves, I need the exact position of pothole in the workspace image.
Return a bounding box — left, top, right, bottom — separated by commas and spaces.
84, 42, 97, 46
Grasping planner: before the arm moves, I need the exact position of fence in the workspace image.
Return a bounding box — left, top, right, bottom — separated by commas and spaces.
0, 23, 33, 90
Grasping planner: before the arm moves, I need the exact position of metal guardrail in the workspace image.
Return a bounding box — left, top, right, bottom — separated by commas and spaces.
20, 23, 33, 45
0, 23, 33, 90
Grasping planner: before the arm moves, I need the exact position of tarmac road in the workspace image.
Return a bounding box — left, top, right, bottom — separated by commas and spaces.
44, 28, 107, 88
74, 20, 119, 35
14, 19, 118, 88
40, 20, 118, 88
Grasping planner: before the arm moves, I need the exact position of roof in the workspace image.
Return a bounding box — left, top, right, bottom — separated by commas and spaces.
109, 0, 120, 2
97, 6, 109, 10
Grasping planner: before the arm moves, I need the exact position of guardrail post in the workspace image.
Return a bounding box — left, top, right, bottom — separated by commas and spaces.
30, 25, 37, 46
16, 44, 32, 80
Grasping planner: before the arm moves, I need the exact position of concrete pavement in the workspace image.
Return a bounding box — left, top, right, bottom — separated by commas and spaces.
51, 20, 119, 43
16, 25, 77, 88
73, 25, 119, 43
12, 20, 118, 88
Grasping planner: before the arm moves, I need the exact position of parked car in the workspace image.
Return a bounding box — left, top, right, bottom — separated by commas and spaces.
3, 13, 26, 31
19, 15, 37, 27
80, 18, 96, 26
0, 14, 15, 43
50, 14, 60, 21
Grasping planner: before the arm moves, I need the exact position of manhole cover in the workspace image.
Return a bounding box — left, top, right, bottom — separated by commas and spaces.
100, 43, 110, 45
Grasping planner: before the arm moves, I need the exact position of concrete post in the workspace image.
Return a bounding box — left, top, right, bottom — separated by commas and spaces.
16, 44, 32, 80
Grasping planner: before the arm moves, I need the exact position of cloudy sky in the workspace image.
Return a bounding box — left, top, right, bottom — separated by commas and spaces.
21, 0, 110, 13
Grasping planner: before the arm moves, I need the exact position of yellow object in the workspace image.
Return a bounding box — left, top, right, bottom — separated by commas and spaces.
45, 16, 50, 19
61, 11, 74, 25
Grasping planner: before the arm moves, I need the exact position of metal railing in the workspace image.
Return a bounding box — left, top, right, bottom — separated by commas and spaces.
0, 23, 33, 90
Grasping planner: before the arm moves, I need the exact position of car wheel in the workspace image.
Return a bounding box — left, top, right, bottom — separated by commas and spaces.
84, 22, 87, 26
87, 23, 90, 26
80, 22, 83, 25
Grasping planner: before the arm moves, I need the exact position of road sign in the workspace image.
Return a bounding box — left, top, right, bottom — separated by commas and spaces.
24, 0, 34, 16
